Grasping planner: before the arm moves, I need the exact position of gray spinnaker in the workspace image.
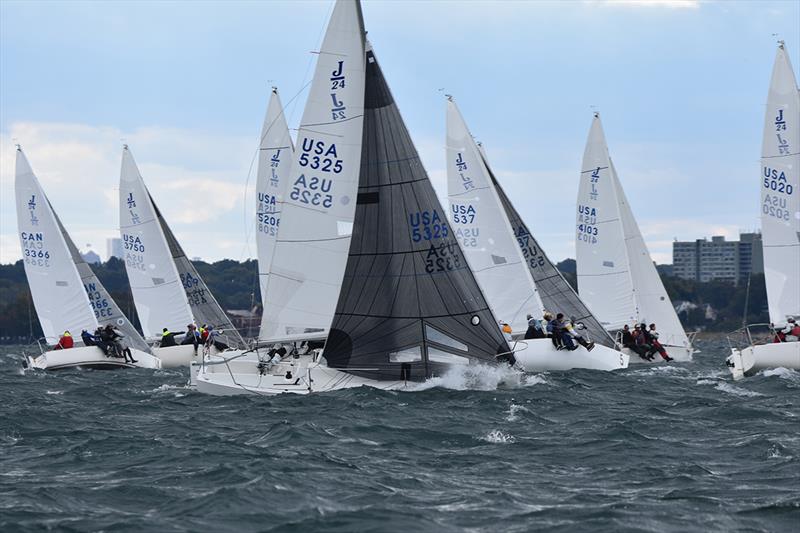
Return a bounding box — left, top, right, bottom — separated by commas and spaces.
150, 195, 246, 349
52, 203, 152, 353
323, 47, 511, 382
486, 166, 616, 349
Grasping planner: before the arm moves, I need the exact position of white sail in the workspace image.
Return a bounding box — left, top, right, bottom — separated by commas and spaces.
611, 161, 689, 348
761, 42, 800, 323
576, 114, 637, 330
15, 147, 99, 340
119, 146, 194, 338
259, 0, 366, 342
256, 88, 295, 339
446, 98, 543, 333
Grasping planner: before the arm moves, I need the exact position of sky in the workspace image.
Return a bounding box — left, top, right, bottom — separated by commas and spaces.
1, 0, 798, 265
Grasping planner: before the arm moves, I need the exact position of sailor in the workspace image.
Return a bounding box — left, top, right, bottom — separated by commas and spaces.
199, 324, 209, 344
779, 317, 800, 342
204, 326, 230, 352
53, 330, 74, 350
631, 324, 654, 360
181, 324, 201, 352
621, 324, 635, 349
565, 318, 594, 351
554, 313, 576, 351
102, 325, 137, 364
648, 323, 674, 362
81, 329, 97, 347
524, 314, 546, 339
160, 328, 179, 348
546, 312, 563, 349
93, 326, 110, 355
500, 321, 514, 342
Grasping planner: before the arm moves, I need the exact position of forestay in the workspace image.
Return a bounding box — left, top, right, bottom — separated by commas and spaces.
260, 0, 366, 343
119, 147, 194, 338
576, 114, 637, 330
152, 198, 245, 348
15, 147, 99, 341
446, 98, 543, 334
484, 152, 616, 348
323, 46, 510, 382
611, 161, 689, 348
256, 88, 295, 339
761, 42, 800, 324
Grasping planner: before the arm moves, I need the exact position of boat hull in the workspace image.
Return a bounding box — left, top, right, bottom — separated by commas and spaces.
727, 342, 800, 380
195, 355, 407, 396
513, 339, 629, 371
153, 344, 201, 368
25, 346, 160, 371
623, 345, 693, 364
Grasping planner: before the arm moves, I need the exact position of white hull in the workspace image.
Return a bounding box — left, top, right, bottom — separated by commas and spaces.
194, 354, 408, 396
512, 339, 629, 372
726, 342, 800, 380
25, 346, 160, 371
153, 344, 199, 368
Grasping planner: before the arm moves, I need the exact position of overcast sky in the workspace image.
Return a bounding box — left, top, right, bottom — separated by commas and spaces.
1, 0, 798, 265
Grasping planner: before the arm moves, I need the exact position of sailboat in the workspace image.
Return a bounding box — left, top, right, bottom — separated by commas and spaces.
196, 0, 515, 395
446, 98, 628, 372
119, 146, 247, 367
727, 42, 800, 379
15, 147, 160, 370
575, 113, 693, 363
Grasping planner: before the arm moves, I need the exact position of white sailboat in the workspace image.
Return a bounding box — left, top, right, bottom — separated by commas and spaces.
15, 147, 159, 370
576, 113, 693, 362
446, 98, 628, 372
727, 42, 800, 379
119, 146, 247, 367
196, 0, 518, 395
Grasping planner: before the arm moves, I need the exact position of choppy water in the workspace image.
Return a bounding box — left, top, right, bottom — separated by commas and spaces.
0, 339, 798, 532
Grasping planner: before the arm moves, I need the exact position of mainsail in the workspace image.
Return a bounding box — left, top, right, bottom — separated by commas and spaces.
761, 42, 800, 323
259, 0, 366, 343
323, 46, 510, 381
576, 114, 636, 330
119, 147, 195, 338
256, 88, 294, 339
15, 147, 98, 340
446, 98, 543, 334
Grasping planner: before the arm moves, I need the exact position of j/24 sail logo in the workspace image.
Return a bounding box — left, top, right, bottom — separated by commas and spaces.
27, 195, 39, 226
127, 192, 136, 208
775, 109, 786, 131
330, 61, 346, 120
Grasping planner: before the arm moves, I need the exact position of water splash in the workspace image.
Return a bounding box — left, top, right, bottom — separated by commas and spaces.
505, 404, 529, 422
480, 430, 516, 444
761, 367, 799, 381
697, 378, 763, 397
412, 363, 524, 391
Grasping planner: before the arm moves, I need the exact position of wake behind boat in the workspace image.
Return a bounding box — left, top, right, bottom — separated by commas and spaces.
15, 147, 159, 371
727, 42, 800, 379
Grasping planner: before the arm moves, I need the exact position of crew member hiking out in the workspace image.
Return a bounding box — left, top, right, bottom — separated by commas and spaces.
159, 328, 180, 348
647, 323, 674, 362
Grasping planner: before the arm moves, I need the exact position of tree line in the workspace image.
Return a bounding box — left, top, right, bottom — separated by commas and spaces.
0, 258, 768, 344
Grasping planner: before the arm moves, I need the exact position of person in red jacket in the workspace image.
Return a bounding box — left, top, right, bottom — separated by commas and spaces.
53, 330, 74, 350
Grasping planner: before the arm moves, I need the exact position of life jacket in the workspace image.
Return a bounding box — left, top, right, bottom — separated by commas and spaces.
502, 324, 512, 335
59, 332, 74, 349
